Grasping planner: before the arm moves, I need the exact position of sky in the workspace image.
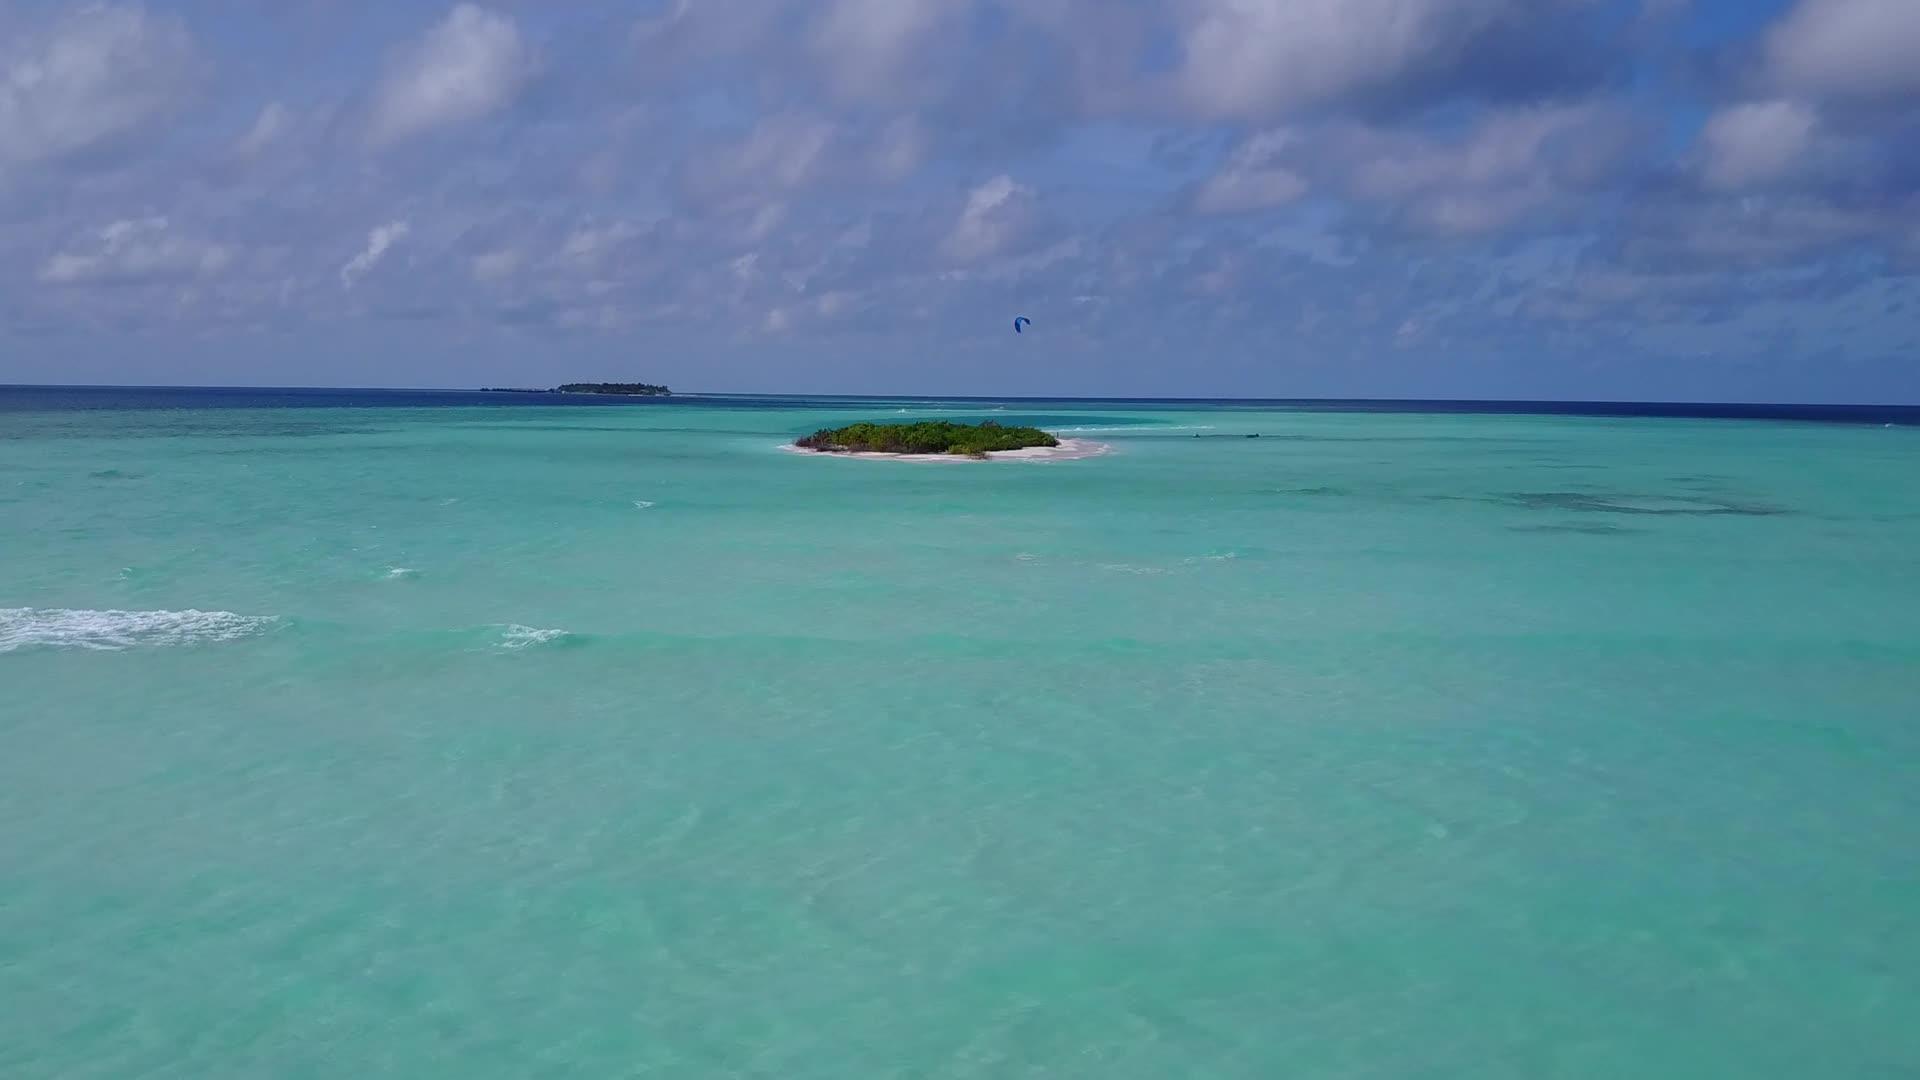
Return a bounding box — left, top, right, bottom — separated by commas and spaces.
0, 0, 1916, 401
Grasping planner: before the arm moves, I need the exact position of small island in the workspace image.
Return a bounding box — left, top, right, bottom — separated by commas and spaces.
480, 382, 671, 396
557, 382, 671, 396
796, 419, 1060, 459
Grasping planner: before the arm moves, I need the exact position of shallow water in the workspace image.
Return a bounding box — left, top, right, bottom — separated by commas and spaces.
4, 391, 1919, 1077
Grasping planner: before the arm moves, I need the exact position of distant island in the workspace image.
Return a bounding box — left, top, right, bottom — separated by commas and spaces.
479, 382, 671, 396
796, 419, 1059, 458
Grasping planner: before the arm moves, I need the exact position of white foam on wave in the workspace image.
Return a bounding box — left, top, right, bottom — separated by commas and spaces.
385, 566, 418, 579
1052, 424, 1217, 434
495, 624, 570, 650
1098, 563, 1170, 576
633, 500, 656, 510
1183, 552, 1240, 563
0, 607, 278, 654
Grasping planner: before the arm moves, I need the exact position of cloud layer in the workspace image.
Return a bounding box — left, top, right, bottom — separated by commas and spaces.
1, 0, 1915, 401
365, 4, 535, 146
0, 5, 196, 166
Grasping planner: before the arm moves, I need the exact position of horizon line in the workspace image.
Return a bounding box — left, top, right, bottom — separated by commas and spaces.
4, 383, 1919, 411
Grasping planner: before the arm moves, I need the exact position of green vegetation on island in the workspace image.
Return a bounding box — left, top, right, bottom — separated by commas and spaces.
796, 419, 1060, 457
555, 382, 671, 396
479, 383, 671, 396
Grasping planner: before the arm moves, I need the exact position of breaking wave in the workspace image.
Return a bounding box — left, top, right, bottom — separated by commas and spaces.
494, 624, 572, 650
1051, 424, 1217, 434
0, 607, 279, 654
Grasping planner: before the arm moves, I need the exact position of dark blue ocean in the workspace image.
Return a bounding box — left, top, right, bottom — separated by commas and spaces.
4, 383, 1917, 425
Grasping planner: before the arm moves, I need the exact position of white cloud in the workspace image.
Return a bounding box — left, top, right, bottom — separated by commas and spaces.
340, 222, 410, 287
679, 112, 926, 211
1191, 104, 1626, 234
471, 248, 519, 282
942, 174, 1035, 261
1172, 0, 1516, 118
632, 0, 786, 62
1763, 0, 1920, 103
39, 217, 230, 285
1194, 131, 1310, 213
634, 0, 1122, 124
559, 222, 639, 266
1644, 197, 1886, 265
1698, 101, 1817, 190
1337, 103, 1625, 234
0, 5, 196, 166
368, 5, 534, 146
234, 102, 289, 156
743, 203, 788, 242
694, 112, 837, 192
810, 0, 962, 101
867, 117, 926, 182
1407, 191, 1545, 234
1346, 104, 1611, 201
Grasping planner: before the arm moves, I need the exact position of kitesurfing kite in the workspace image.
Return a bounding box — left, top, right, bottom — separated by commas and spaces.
1013, 316, 1031, 334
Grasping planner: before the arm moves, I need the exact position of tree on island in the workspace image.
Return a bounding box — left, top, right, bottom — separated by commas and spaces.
480, 383, 672, 395
796, 419, 1059, 457
555, 383, 671, 396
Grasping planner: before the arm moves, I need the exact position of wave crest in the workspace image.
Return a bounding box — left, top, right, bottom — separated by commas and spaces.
1051, 424, 1217, 434
495, 624, 571, 650
0, 607, 278, 654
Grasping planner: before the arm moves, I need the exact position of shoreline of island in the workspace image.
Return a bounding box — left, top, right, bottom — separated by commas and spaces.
782, 437, 1111, 462
782, 419, 1108, 462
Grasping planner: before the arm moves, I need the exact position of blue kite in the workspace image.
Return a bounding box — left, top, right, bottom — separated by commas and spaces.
1013, 316, 1032, 334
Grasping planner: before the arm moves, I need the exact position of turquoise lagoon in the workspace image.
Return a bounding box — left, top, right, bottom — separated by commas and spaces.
2, 390, 1917, 1077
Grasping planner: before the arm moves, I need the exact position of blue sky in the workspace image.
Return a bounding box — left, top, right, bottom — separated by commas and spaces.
0, 0, 1915, 400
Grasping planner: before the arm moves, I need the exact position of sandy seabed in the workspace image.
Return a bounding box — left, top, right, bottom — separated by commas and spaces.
782, 437, 1112, 463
